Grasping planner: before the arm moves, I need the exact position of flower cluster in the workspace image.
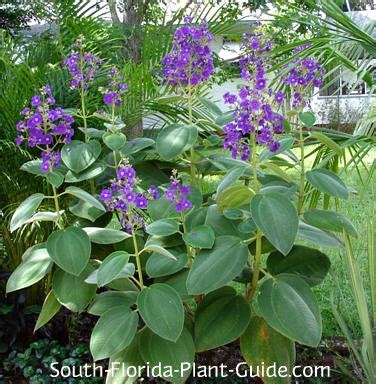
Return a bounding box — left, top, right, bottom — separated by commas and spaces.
61, 36, 103, 90
281, 44, 325, 109
165, 170, 192, 212
99, 160, 159, 232
100, 66, 128, 107
162, 16, 214, 87
222, 26, 284, 160
15, 85, 75, 172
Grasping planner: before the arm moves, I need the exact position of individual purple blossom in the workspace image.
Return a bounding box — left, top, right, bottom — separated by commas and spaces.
99, 159, 158, 233
15, 85, 75, 172
165, 170, 192, 213
61, 35, 103, 90
100, 66, 128, 109
162, 19, 214, 87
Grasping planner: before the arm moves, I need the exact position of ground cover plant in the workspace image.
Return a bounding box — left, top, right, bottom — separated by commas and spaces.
2, 1, 375, 383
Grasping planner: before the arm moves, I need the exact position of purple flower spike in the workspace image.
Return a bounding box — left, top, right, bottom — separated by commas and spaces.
165, 170, 192, 213
162, 19, 213, 87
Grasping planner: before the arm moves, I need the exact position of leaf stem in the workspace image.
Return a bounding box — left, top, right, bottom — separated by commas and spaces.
51, 184, 63, 229
131, 229, 144, 289
246, 132, 262, 301
297, 124, 305, 215
182, 212, 193, 267
187, 84, 197, 185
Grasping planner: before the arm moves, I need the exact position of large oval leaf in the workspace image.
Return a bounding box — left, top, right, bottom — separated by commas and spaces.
217, 185, 254, 211
52, 267, 96, 312
145, 218, 180, 236
90, 306, 138, 361
137, 283, 184, 342
47, 227, 91, 276
34, 290, 61, 332
304, 209, 358, 237
61, 140, 101, 173
146, 249, 187, 278
65, 186, 105, 212
83, 227, 131, 244
156, 124, 198, 160
195, 287, 251, 351
88, 291, 138, 316
139, 327, 195, 384
186, 236, 248, 295
267, 245, 331, 286
6, 243, 52, 293
10, 193, 44, 232
97, 251, 130, 287
251, 193, 298, 256
306, 169, 349, 199
298, 221, 343, 248
102, 132, 127, 151
257, 274, 322, 346
182, 224, 215, 249
240, 316, 296, 384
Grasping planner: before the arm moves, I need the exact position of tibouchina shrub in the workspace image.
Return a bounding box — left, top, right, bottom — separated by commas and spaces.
7, 22, 357, 383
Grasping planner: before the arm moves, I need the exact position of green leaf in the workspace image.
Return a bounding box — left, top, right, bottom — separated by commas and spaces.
146, 250, 187, 278
137, 283, 184, 342
69, 200, 105, 222
251, 193, 298, 255
83, 227, 131, 244
34, 291, 61, 332
156, 124, 198, 160
142, 241, 177, 260
61, 140, 101, 173
106, 334, 144, 384
310, 132, 342, 155
217, 167, 245, 194
47, 227, 91, 276
139, 327, 195, 384
122, 138, 155, 156
240, 317, 296, 384
187, 236, 248, 295
198, 96, 222, 116
10, 193, 45, 232
259, 137, 295, 162
217, 185, 254, 211
306, 169, 349, 199
90, 306, 138, 361
156, 269, 191, 301
299, 111, 316, 127
145, 219, 180, 236
52, 267, 96, 312
103, 132, 127, 151
24, 211, 62, 225
46, 171, 64, 188
304, 209, 358, 237
195, 287, 251, 351
65, 186, 105, 212
147, 196, 179, 221
6, 243, 52, 293
65, 163, 106, 183
267, 245, 331, 286
257, 274, 322, 346
185, 207, 208, 232
88, 291, 138, 316
97, 251, 130, 287
182, 224, 215, 249
297, 222, 343, 248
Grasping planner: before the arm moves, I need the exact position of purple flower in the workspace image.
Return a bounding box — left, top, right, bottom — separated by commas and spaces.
100, 66, 128, 108
100, 189, 112, 201
31, 95, 41, 106
135, 195, 148, 209
162, 20, 213, 87
103, 92, 116, 105
165, 170, 192, 213
15, 86, 75, 172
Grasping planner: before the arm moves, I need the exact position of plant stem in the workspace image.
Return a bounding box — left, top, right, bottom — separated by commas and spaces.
131, 230, 144, 289
182, 212, 193, 267
51, 184, 63, 229
247, 132, 262, 301
297, 124, 305, 215
187, 84, 197, 185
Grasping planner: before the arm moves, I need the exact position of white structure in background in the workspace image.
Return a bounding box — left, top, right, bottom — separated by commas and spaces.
208, 11, 376, 126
